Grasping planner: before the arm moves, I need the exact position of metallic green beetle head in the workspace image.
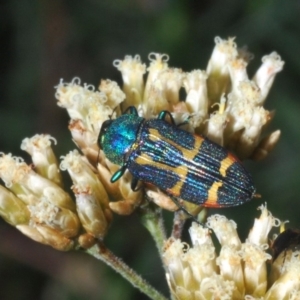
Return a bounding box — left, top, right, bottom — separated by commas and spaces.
98, 113, 143, 166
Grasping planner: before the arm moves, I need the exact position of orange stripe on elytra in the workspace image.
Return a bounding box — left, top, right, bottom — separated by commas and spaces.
204, 152, 235, 206
203, 181, 223, 207
135, 153, 188, 197
148, 128, 204, 160
135, 129, 204, 197
219, 155, 234, 177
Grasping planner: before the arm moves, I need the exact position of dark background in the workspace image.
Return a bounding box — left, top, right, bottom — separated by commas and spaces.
1, 0, 300, 299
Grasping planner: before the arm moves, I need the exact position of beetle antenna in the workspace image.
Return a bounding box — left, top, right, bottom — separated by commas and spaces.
108, 108, 115, 120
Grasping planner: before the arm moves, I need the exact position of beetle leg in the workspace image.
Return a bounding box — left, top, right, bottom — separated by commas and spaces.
158, 110, 191, 128
111, 165, 127, 183
131, 176, 142, 191
124, 106, 138, 116
158, 110, 176, 125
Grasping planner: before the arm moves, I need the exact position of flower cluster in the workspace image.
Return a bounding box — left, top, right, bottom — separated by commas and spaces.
163, 204, 300, 299
0, 35, 284, 245
0, 37, 291, 299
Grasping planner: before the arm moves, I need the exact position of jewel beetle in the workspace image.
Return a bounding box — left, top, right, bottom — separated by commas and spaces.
98, 106, 256, 211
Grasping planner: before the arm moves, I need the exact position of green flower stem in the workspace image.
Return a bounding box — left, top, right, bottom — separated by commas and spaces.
139, 203, 167, 257
87, 242, 168, 300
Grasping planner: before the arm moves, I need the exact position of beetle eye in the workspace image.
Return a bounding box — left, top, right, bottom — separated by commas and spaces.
98, 120, 113, 149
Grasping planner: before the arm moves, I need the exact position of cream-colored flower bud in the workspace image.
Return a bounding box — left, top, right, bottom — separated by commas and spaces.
56, 78, 107, 121
98, 79, 125, 110
163, 238, 189, 290
0, 185, 30, 226
96, 159, 121, 198
248, 204, 280, 246
227, 98, 248, 133
216, 245, 245, 297
0, 153, 29, 192
207, 214, 241, 248
200, 274, 236, 299
242, 106, 268, 137
68, 119, 99, 164
27, 174, 76, 210
185, 244, 217, 283
60, 150, 109, 208
157, 68, 183, 105
228, 58, 249, 98
55, 77, 83, 115
17, 224, 74, 251
206, 37, 238, 104
144, 83, 171, 116
253, 52, 284, 103
28, 197, 80, 238
236, 109, 269, 158
251, 130, 281, 161
183, 70, 208, 128
186, 225, 217, 281
147, 53, 169, 80
207, 37, 238, 75
234, 80, 263, 107
108, 200, 136, 216
145, 189, 178, 212
144, 53, 169, 106
113, 55, 146, 109
56, 78, 114, 150
189, 222, 213, 247
77, 233, 96, 249
73, 184, 109, 239
21, 134, 63, 187
143, 67, 183, 116
241, 242, 271, 297
227, 92, 270, 158
87, 101, 114, 136
206, 95, 228, 145
0, 153, 75, 211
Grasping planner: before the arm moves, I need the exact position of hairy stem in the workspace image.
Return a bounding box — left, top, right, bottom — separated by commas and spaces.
87, 242, 168, 300
139, 202, 167, 257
